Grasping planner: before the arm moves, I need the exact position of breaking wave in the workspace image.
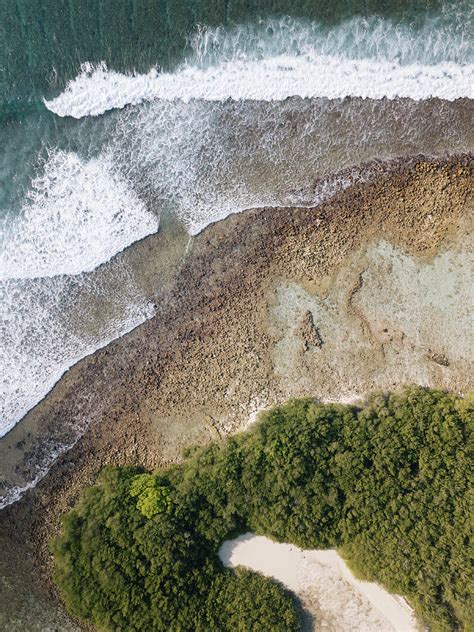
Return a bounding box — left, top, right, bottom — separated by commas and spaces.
45, 16, 474, 118
0, 150, 158, 280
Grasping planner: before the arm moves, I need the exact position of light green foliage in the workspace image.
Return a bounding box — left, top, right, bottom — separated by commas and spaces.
52, 387, 472, 631
130, 474, 172, 518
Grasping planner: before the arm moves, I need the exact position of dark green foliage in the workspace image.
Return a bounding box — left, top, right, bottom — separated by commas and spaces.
52, 387, 472, 631
338, 389, 473, 630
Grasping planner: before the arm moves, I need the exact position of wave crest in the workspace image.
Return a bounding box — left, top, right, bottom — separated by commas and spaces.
45, 16, 474, 118
0, 151, 158, 280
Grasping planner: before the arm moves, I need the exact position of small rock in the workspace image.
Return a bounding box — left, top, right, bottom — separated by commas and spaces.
296, 310, 323, 351
427, 349, 450, 367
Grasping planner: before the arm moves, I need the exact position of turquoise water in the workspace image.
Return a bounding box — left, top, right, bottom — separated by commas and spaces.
0, 0, 472, 504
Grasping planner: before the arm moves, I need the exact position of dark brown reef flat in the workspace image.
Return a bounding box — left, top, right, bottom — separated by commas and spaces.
0, 155, 472, 630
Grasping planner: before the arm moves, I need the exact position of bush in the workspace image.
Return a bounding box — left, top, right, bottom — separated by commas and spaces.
52, 387, 472, 630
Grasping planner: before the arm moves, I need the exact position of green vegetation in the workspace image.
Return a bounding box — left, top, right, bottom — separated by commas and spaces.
53, 387, 472, 631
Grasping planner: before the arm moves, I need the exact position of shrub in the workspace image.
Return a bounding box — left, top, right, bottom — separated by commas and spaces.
52, 387, 473, 631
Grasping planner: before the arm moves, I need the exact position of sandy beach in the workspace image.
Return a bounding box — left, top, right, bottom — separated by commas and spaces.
219, 533, 418, 631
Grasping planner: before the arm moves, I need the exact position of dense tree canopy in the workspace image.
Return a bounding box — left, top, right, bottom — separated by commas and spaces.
53, 387, 472, 631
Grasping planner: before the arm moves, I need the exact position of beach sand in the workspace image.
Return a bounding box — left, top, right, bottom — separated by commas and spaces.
219, 533, 418, 632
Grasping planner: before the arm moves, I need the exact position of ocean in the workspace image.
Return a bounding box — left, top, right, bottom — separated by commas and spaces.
0, 0, 472, 449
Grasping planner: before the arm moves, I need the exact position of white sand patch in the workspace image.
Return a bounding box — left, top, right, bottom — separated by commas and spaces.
219, 533, 417, 631
324, 394, 362, 405
244, 401, 269, 428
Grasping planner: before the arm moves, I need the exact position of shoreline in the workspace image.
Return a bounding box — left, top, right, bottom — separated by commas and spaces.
219, 533, 418, 631
0, 153, 472, 630
2, 152, 472, 505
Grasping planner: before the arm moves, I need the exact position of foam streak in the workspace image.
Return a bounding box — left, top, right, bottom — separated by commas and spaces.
45, 56, 473, 119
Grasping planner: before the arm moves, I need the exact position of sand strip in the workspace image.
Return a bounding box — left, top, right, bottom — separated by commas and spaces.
219, 533, 417, 631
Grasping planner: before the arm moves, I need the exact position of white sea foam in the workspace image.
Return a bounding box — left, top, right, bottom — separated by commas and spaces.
0, 150, 158, 280
0, 266, 154, 437
45, 57, 474, 119
111, 97, 472, 235
45, 16, 474, 118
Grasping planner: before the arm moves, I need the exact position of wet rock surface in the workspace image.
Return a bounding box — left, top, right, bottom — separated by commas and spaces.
0, 155, 472, 630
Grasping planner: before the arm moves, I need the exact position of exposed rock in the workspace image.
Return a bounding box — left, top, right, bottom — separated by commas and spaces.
0, 155, 472, 630
427, 350, 450, 367
297, 310, 323, 351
